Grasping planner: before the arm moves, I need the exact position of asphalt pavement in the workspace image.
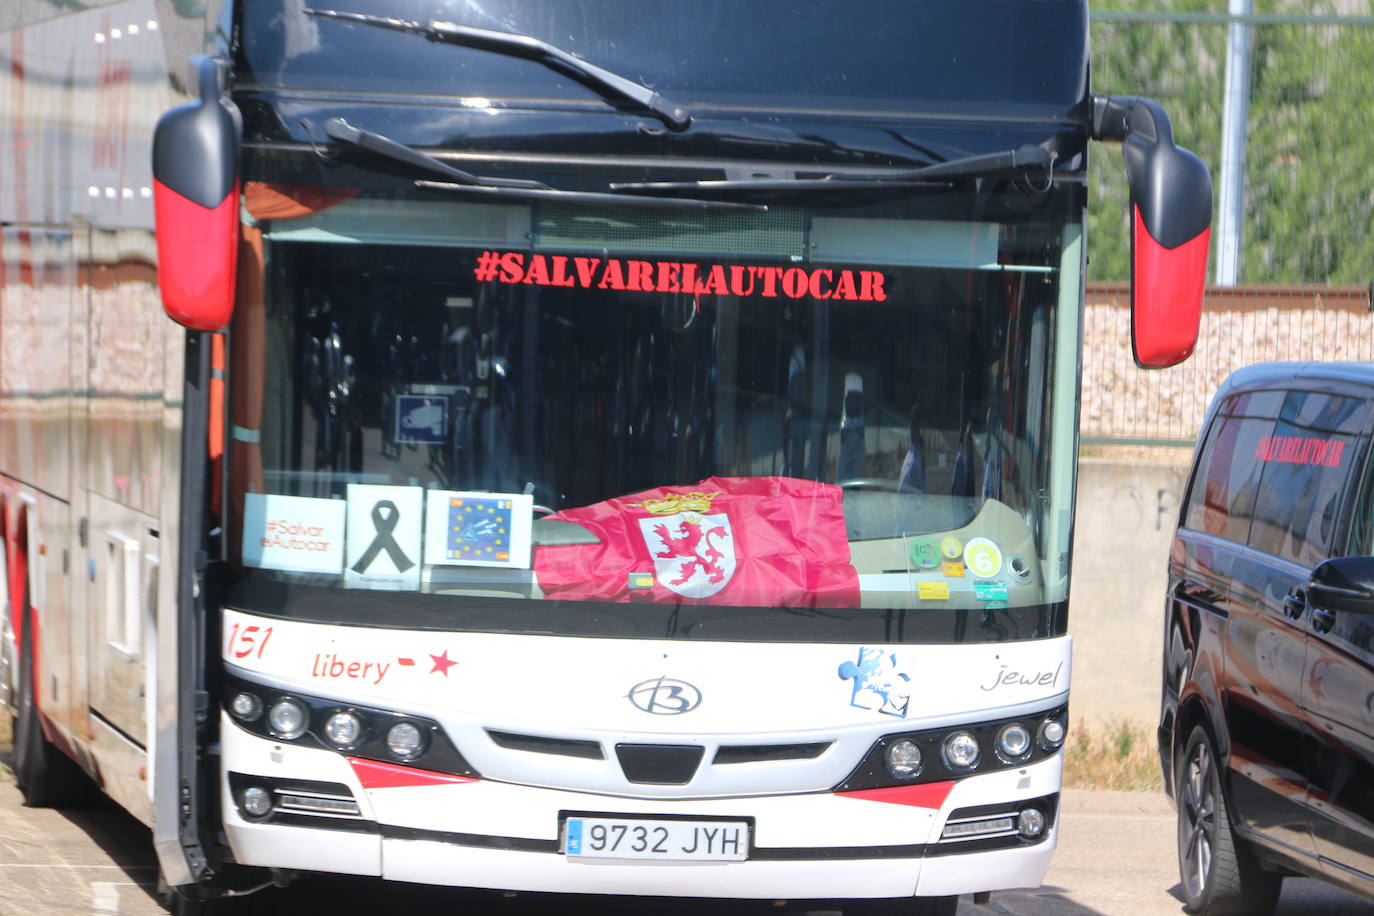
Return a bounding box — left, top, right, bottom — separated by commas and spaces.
0, 780, 1367, 915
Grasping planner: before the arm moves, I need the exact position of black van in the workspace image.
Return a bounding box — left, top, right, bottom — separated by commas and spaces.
1162, 362, 1374, 913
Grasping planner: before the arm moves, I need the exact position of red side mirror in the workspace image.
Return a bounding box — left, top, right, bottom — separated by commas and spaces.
152, 56, 242, 331
1093, 97, 1212, 369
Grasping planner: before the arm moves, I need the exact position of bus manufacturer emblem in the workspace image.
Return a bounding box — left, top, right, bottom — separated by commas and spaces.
628, 677, 703, 715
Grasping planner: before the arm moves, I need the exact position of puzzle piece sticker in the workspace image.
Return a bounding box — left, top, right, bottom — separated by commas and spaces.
838, 647, 911, 717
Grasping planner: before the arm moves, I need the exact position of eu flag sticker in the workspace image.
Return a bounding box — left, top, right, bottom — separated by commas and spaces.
445, 496, 513, 561
423, 490, 534, 569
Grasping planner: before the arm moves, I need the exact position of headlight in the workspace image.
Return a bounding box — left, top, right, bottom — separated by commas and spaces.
1018, 807, 1046, 838
996, 723, 1032, 760
267, 698, 308, 740
324, 711, 364, 748
1038, 718, 1066, 751
884, 739, 923, 779
387, 721, 427, 761
943, 731, 980, 770
229, 692, 263, 723
240, 786, 273, 818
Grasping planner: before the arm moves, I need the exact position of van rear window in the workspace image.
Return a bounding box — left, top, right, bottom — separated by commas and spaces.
1247, 393, 1364, 567
1183, 413, 1273, 543
1184, 389, 1367, 562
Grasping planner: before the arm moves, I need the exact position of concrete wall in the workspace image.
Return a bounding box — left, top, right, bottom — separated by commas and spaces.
1067, 449, 1193, 729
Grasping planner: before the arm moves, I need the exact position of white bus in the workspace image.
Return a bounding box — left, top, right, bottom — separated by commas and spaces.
0, 1, 1211, 912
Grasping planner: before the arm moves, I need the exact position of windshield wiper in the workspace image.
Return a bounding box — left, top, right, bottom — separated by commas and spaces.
306, 9, 691, 132
610, 145, 1055, 193
321, 118, 764, 211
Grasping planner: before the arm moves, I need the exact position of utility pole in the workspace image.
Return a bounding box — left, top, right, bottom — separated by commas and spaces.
1215, 0, 1253, 285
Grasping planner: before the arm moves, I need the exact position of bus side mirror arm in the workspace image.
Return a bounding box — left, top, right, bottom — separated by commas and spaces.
1090, 95, 1213, 369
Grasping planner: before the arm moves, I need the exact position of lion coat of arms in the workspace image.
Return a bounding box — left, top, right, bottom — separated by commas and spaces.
637, 509, 737, 598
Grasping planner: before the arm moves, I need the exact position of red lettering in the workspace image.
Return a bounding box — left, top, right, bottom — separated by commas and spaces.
573, 257, 601, 286
523, 254, 550, 285
598, 258, 626, 290
329, 657, 345, 677
681, 262, 702, 294
627, 260, 654, 291
808, 269, 834, 299
729, 265, 756, 296
656, 261, 682, 292
758, 267, 783, 297
1259, 434, 1346, 467
347, 661, 361, 678
859, 270, 887, 302
551, 255, 576, 287
782, 267, 808, 298
700, 264, 728, 295
833, 270, 858, 300
499, 252, 524, 283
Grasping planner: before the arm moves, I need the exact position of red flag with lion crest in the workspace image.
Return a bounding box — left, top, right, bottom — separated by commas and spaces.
533, 476, 859, 606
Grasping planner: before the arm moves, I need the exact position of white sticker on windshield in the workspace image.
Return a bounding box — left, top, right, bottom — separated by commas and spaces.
424, 490, 533, 569
242, 494, 346, 574
345, 484, 423, 590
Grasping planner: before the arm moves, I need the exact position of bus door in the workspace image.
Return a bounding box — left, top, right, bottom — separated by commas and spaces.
81, 224, 164, 824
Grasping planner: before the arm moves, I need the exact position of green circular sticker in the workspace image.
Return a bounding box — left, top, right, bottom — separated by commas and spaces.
909, 536, 941, 569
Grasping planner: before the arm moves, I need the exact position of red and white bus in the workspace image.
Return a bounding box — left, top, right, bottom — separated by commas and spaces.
0, 1, 1211, 912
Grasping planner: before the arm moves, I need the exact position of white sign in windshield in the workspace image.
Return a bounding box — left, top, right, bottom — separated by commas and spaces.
241, 493, 346, 574
345, 484, 423, 590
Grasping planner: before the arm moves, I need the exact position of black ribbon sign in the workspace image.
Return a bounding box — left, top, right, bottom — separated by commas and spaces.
351, 500, 415, 574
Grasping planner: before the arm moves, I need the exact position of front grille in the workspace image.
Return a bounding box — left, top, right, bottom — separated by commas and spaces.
616, 744, 705, 785
487, 729, 604, 760
713, 742, 832, 764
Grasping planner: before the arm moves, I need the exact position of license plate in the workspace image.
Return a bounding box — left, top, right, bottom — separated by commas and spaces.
563, 816, 749, 862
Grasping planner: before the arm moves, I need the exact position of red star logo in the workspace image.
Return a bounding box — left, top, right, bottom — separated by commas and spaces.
429, 649, 458, 677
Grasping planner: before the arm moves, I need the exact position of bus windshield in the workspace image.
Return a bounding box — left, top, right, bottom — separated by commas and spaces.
226, 175, 1083, 644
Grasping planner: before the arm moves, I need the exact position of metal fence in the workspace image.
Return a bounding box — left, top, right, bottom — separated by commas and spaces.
1080, 284, 1374, 444
1088, 7, 1374, 287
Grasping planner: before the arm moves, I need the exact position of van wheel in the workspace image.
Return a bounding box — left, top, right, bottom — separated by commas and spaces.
845, 897, 958, 916
13, 613, 97, 807
1177, 726, 1281, 915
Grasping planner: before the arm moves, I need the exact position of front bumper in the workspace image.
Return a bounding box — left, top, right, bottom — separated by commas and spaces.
221, 714, 1061, 899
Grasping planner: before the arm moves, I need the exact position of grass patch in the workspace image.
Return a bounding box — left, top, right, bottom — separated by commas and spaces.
1062, 718, 1163, 792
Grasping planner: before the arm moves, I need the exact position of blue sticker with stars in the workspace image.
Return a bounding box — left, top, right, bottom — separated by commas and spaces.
445, 496, 514, 562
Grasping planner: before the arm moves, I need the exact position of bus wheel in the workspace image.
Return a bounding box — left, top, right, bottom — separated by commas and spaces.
846, 897, 958, 916
1176, 725, 1281, 915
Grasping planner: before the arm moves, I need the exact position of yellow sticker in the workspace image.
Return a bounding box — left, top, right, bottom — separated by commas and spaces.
941, 560, 965, 578
940, 536, 963, 559
917, 581, 950, 600
963, 537, 1004, 579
